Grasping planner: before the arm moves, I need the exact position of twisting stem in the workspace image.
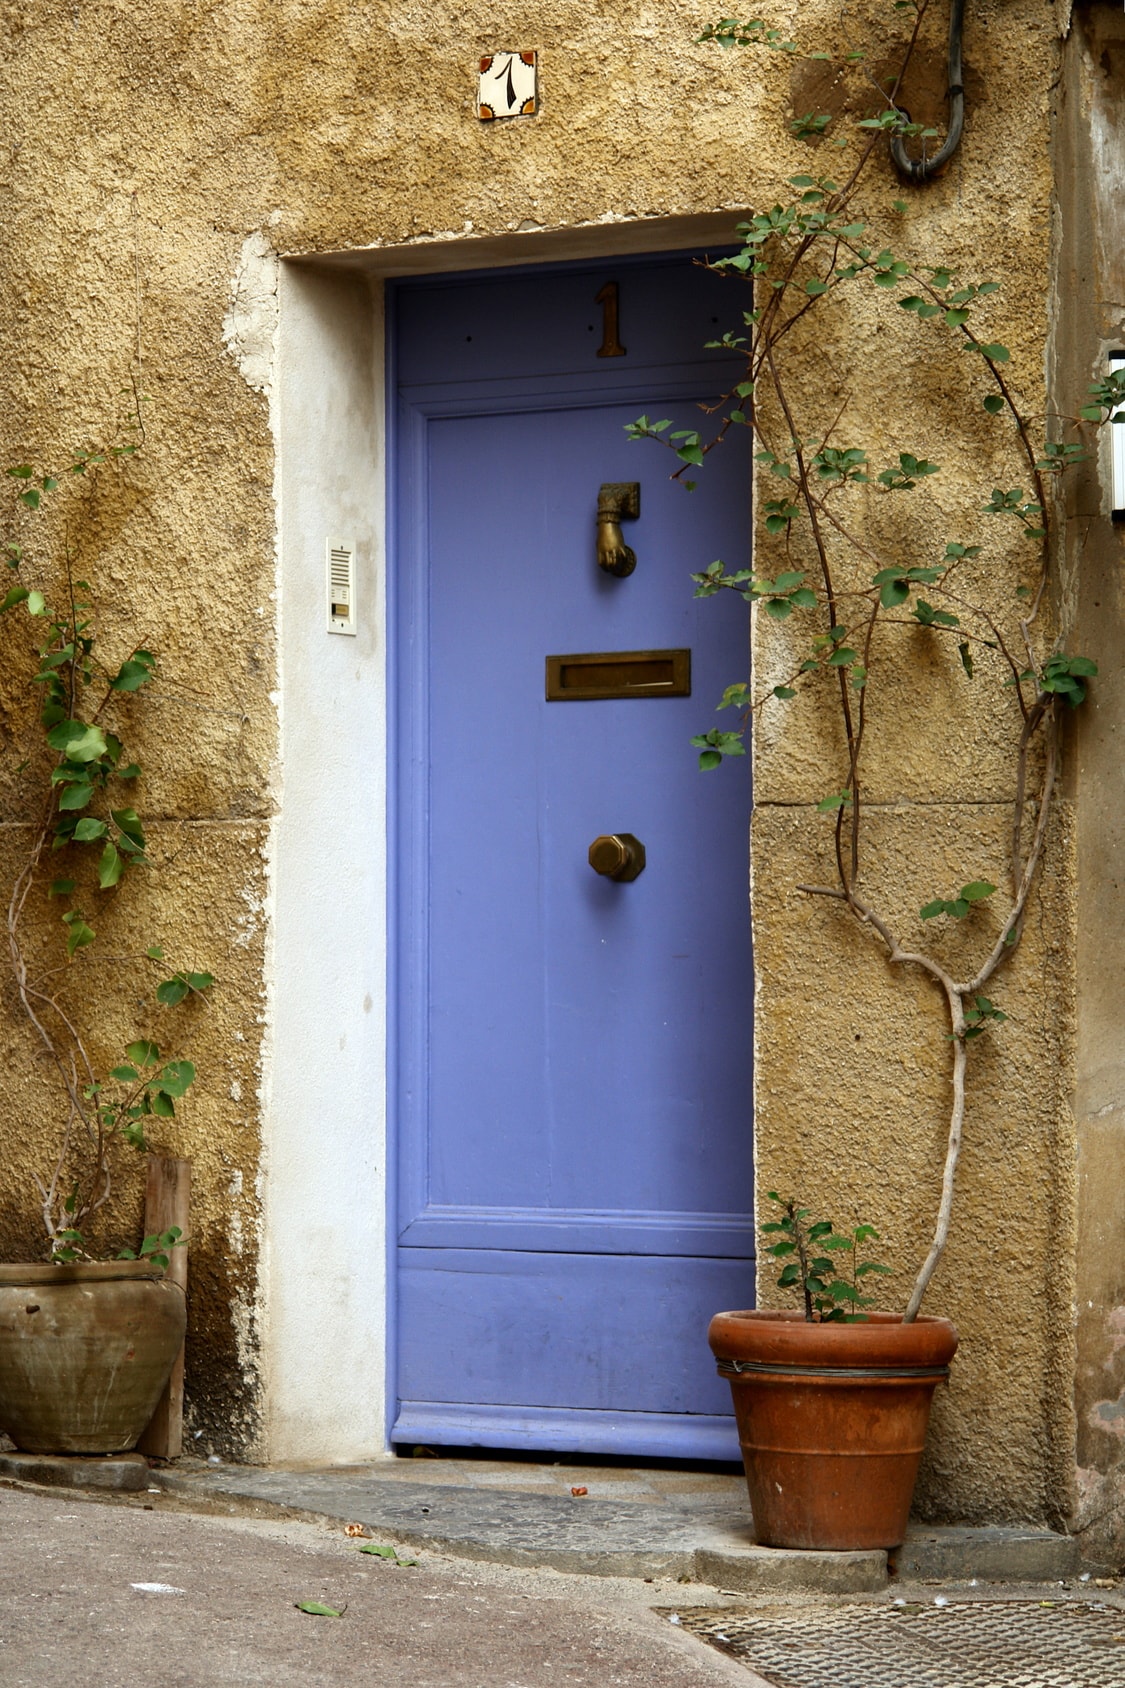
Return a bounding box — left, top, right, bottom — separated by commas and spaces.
903, 982, 967, 1322
766, 347, 860, 890
798, 701, 1059, 1316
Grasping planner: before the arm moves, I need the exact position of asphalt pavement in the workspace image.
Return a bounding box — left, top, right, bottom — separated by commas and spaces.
0, 1483, 754, 1687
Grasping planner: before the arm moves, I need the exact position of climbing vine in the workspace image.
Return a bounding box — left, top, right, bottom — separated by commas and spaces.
2, 425, 212, 1260
633, 4, 1121, 1317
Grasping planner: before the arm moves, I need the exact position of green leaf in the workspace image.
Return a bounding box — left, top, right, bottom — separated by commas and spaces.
126, 1039, 160, 1068
817, 790, 851, 812
157, 977, 189, 1006
920, 900, 947, 920
46, 721, 107, 763
983, 394, 1005, 415
772, 685, 797, 700
111, 807, 145, 844
110, 1065, 140, 1082
62, 914, 95, 956
110, 653, 156, 692
959, 880, 997, 902
56, 781, 94, 811
958, 642, 974, 679
48, 877, 75, 898
157, 1059, 195, 1097
913, 600, 960, 628
72, 817, 107, 842
146, 945, 165, 960
295, 1602, 344, 1617
357, 1543, 399, 1558
98, 841, 124, 889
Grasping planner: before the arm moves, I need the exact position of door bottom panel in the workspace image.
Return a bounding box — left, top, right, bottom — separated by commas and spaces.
397, 1248, 753, 1428
392, 1400, 741, 1462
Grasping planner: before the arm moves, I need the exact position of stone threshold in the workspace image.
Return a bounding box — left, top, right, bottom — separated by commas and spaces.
0, 1450, 1081, 1593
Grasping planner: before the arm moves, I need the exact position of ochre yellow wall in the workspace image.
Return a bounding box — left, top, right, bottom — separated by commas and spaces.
1055, 3, 1125, 1571
0, 0, 1094, 1531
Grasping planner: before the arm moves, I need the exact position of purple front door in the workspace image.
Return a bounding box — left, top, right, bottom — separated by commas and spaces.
391, 255, 754, 1459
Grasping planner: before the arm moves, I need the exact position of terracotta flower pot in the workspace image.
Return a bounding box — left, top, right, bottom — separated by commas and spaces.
0, 1260, 186, 1454
709, 1308, 958, 1551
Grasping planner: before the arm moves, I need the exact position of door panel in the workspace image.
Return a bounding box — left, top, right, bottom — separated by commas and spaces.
392, 256, 754, 1458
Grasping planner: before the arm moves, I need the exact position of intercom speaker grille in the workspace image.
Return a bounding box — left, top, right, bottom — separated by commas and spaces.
326, 538, 357, 635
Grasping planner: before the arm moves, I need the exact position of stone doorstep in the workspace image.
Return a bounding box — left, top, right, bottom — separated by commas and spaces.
0, 1450, 150, 1493
891, 1523, 1082, 1584
137, 1466, 1085, 1591
0, 1451, 1082, 1593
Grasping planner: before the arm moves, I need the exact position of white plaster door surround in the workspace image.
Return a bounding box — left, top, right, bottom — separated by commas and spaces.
260, 213, 749, 1464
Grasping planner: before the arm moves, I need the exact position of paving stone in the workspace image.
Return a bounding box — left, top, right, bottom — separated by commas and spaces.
894, 1523, 1081, 1583
694, 1543, 888, 1594
0, 1449, 149, 1492
156, 1461, 889, 1588
4, 1451, 1080, 1592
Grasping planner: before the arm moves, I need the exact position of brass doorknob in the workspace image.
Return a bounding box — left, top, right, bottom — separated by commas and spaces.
588, 833, 646, 881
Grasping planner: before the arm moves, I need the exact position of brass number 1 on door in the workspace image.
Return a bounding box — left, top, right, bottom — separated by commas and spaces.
595, 281, 626, 358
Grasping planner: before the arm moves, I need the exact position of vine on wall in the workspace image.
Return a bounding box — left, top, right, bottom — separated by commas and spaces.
632, 4, 1121, 1316
2, 421, 212, 1262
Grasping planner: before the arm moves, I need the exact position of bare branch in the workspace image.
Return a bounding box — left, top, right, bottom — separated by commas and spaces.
903, 981, 967, 1321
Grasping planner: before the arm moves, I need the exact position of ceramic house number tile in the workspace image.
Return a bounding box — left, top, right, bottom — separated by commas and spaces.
478, 51, 538, 120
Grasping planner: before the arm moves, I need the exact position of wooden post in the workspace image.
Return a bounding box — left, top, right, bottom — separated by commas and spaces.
137, 1154, 191, 1460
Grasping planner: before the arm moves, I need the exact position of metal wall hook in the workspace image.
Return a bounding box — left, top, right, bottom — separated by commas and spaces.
597, 483, 640, 577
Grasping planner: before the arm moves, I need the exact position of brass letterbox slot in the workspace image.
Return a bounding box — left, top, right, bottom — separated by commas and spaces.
545, 649, 691, 701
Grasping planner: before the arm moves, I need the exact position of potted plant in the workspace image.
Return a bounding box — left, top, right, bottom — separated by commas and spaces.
631, 8, 1119, 1548
0, 426, 213, 1454
709, 1198, 957, 1550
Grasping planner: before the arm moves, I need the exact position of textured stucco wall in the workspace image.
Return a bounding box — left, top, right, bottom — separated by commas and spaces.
0, 0, 1092, 1521
739, 3, 1076, 1530
1054, 2, 1125, 1570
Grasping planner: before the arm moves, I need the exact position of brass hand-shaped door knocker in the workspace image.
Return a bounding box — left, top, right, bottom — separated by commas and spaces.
596, 483, 640, 578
